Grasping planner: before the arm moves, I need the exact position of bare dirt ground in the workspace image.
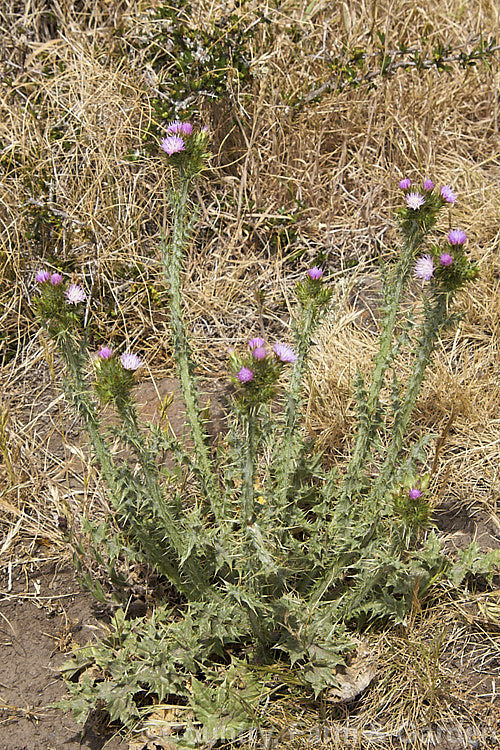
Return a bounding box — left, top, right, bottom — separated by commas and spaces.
0, 562, 128, 750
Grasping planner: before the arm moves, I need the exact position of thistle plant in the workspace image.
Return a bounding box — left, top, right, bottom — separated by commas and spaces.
32, 137, 499, 742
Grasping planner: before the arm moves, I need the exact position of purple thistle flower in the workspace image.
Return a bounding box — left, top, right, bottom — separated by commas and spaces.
273, 342, 297, 363
440, 185, 457, 204
308, 266, 323, 280
179, 122, 193, 137
414, 255, 435, 281
423, 179, 434, 192
409, 488, 422, 500
440, 253, 454, 267
166, 120, 193, 137
120, 351, 142, 371
50, 272, 63, 286
36, 270, 50, 283
248, 337, 265, 351
65, 284, 86, 305
399, 178, 411, 190
405, 192, 425, 210
448, 229, 467, 246
252, 346, 267, 360
97, 346, 113, 360
166, 120, 182, 133
237, 366, 253, 383
160, 135, 185, 155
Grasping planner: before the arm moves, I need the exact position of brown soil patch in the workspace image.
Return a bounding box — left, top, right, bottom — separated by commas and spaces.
0, 562, 127, 750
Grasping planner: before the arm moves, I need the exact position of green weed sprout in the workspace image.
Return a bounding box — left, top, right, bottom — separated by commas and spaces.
33, 134, 498, 743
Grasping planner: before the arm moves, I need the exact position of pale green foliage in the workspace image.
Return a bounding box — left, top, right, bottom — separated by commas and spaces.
33, 159, 497, 743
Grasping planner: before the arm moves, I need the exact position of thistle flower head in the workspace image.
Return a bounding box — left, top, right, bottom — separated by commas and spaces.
36, 270, 50, 283
248, 337, 265, 351
409, 488, 422, 500
50, 272, 63, 286
160, 135, 185, 155
65, 284, 86, 305
414, 254, 435, 281
399, 178, 411, 190
273, 342, 297, 363
120, 351, 142, 370
308, 266, 323, 280
405, 191, 425, 210
440, 253, 454, 267
423, 179, 435, 191
97, 346, 113, 360
448, 229, 467, 246
237, 366, 253, 382
252, 346, 267, 360
440, 185, 457, 204
166, 120, 193, 137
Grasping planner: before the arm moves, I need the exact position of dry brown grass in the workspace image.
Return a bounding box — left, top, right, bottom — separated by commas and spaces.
0, 0, 499, 746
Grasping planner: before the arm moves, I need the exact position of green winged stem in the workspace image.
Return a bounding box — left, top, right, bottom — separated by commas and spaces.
338, 222, 425, 504
274, 302, 316, 522
56, 332, 188, 591
369, 289, 450, 501
161, 178, 226, 529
